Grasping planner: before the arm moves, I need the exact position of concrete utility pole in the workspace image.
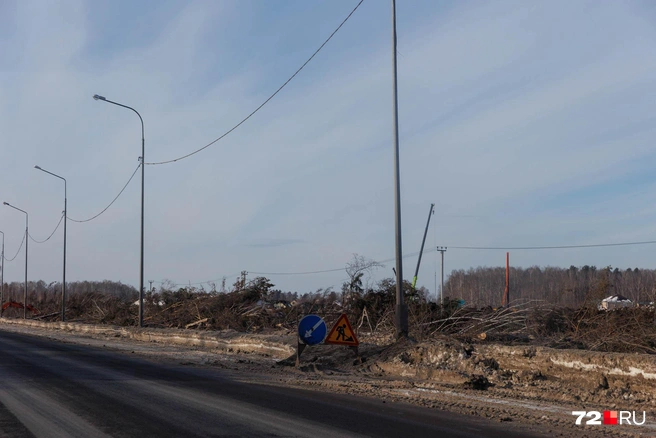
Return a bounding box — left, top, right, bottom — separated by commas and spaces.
391, 0, 407, 339
437, 247, 447, 306
0, 230, 4, 316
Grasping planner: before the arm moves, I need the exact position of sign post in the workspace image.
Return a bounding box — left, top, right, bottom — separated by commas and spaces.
296, 314, 327, 366
325, 313, 361, 363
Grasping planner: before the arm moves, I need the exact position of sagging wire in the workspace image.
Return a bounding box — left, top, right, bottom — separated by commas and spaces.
3, 233, 26, 262
67, 164, 141, 223
145, 0, 366, 166
29, 212, 64, 243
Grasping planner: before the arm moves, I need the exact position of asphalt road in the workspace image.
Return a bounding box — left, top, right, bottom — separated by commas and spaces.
0, 329, 546, 438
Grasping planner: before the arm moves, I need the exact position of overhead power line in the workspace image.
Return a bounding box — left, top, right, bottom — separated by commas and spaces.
145, 0, 365, 166
172, 251, 427, 283
249, 250, 424, 277
447, 240, 656, 250
3, 233, 26, 262
68, 164, 141, 223
29, 213, 65, 244
248, 240, 656, 276
147, 237, 656, 286
250, 267, 344, 276
174, 238, 656, 282
154, 273, 243, 288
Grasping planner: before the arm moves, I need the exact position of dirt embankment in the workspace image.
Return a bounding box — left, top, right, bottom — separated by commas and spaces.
2, 319, 655, 438
0, 317, 294, 357
368, 339, 656, 408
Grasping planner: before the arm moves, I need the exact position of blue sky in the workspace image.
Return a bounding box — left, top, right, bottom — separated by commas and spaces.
2, 0, 656, 297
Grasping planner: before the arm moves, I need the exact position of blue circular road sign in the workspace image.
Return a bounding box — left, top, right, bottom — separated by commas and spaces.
298, 315, 327, 346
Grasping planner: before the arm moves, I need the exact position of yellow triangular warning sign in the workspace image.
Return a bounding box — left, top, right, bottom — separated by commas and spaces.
325, 314, 359, 346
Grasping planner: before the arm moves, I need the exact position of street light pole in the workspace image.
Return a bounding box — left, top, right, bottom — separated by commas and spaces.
93, 94, 145, 327
391, 0, 407, 338
35, 166, 67, 321
3, 203, 28, 319
0, 230, 4, 316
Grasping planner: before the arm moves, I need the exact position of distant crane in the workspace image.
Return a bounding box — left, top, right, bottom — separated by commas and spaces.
412, 203, 435, 290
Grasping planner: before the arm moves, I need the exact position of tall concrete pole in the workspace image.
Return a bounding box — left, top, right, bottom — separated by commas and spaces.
0, 231, 4, 315
392, 0, 407, 338
24, 217, 27, 319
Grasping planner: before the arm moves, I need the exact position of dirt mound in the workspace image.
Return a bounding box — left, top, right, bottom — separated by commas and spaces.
354, 336, 656, 412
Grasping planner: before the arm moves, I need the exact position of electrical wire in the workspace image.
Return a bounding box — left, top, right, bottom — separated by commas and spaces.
67, 164, 141, 223
183, 238, 656, 280
250, 267, 345, 276
249, 239, 656, 277
154, 273, 242, 288
145, 0, 365, 166
446, 240, 656, 250
249, 251, 425, 277
28, 213, 64, 244
3, 233, 26, 262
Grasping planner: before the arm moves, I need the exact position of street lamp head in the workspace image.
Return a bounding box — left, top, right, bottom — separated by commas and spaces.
93, 94, 106, 101
2, 202, 8, 206
34, 165, 41, 170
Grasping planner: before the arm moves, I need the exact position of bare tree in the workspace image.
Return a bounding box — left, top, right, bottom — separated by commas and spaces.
343, 254, 383, 307
160, 279, 176, 291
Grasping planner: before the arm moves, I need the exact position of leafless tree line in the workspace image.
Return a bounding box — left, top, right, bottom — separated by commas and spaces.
444, 265, 656, 308
1, 280, 137, 308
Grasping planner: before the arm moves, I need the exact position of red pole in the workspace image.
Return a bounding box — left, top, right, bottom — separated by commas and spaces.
503, 252, 510, 307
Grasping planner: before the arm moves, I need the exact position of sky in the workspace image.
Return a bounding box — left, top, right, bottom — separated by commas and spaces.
2, 0, 656, 298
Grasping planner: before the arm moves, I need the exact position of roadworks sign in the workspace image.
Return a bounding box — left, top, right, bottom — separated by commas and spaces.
325, 314, 359, 346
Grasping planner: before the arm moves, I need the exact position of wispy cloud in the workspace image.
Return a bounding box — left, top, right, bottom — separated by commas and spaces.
2, 0, 656, 295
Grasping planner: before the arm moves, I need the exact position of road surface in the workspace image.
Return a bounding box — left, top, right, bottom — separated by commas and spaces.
0, 329, 545, 437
